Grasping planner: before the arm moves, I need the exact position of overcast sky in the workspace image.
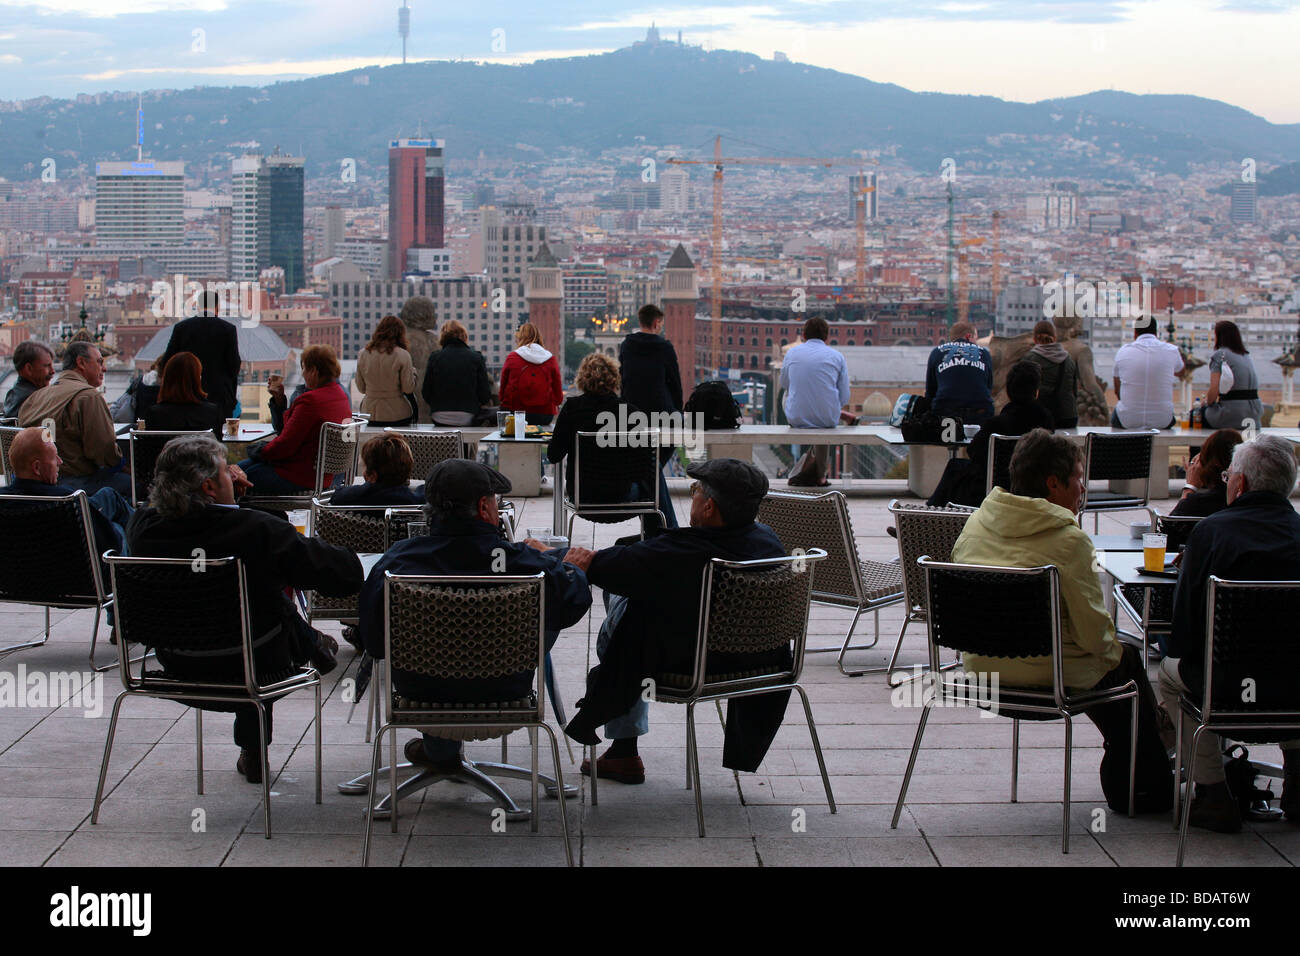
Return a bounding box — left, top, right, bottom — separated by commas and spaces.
2, 0, 1298, 123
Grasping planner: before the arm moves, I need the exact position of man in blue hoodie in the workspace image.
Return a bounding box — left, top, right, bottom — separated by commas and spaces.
925, 321, 994, 425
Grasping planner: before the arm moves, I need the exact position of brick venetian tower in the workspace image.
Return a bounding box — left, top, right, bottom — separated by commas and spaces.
525, 241, 564, 372
661, 243, 699, 393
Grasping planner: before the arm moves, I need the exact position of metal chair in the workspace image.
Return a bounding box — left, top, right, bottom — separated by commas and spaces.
1153, 512, 1203, 554
1174, 577, 1300, 866
128, 429, 210, 507
382, 506, 430, 549
891, 558, 1138, 853
1079, 430, 1155, 532
985, 433, 1020, 494
0, 491, 117, 668
875, 499, 973, 685
242, 417, 365, 510
0, 423, 20, 482
590, 550, 836, 837
359, 572, 572, 866
305, 497, 387, 627
92, 554, 323, 839
380, 428, 463, 481
757, 490, 904, 676
562, 430, 664, 540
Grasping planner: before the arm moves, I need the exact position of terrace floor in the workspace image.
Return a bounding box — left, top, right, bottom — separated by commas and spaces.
1, 488, 1296, 868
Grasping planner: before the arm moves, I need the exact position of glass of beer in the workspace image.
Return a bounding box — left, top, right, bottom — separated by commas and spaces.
1142, 533, 1167, 572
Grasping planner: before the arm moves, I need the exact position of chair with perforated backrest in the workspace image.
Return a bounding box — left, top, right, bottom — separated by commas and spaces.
242, 418, 365, 510
129, 429, 211, 507
306, 498, 387, 627
563, 430, 664, 539
879, 500, 973, 685
1154, 512, 1203, 554
1174, 577, 1300, 866
1079, 430, 1155, 532
588, 550, 835, 836
0, 490, 117, 667
891, 558, 1139, 854
92, 554, 322, 839
0, 424, 21, 483
360, 572, 572, 866
757, 490, 903, 676
380, 428, 463, 481
985, 433, 1020, 494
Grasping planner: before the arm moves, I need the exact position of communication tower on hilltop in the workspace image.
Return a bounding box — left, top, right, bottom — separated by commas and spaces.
399, 2, 410, 64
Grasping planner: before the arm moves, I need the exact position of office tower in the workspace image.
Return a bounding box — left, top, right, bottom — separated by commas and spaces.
660, 167, 691, 215
323, 205, 345, 258
849, 172, 877, 220
94, 160, 185, 246
387, 137, 445, 279
231, 154, 305, 289
480, 203, 546, 282
1231, 182, 1257, 225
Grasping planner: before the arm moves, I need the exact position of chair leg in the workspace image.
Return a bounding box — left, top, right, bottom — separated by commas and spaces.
843, 615, 910, 680
389, 723, 399, 834
538, 724, 574, 866
588, 742, 598, 806
529, 726, 539, 834
686, 701, 705, 837
1172, 707, 1185, 828
195, 710, 204, 796
1128, 694, 1137, 819
795, 684, 836, 814
314, 681, 323, 805
256, 700, 272, 839
1010, 718, 1020, 803
834, 608, 867, 676
91, 692, 128, 824
362, 724, 387, 866
1177, 725, 1209, 867
88, 605, 107, 672
891, 701, 933, 828
1062, 715, 1073, 854
545, 653, 575, 764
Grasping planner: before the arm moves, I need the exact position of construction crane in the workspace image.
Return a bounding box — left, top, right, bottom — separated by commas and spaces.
990, 210, 1002, 306
956, 218, 986, 325
854, 178, 876, 296
666, 136, 868, 376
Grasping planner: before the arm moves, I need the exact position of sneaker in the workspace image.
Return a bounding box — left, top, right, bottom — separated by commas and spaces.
308, 630, 338, 676
236, 748, 263, 784
579, 750, 646, 785
1188, 785, 1242, 834
403, 737, 464, 775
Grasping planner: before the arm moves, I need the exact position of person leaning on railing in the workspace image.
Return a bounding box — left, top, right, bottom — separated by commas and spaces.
950, 428, 1174, 814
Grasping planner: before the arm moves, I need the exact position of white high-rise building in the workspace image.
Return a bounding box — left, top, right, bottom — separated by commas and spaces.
94, 160, 185, 247
230, 156, 269, 282
660, 167, 691, 215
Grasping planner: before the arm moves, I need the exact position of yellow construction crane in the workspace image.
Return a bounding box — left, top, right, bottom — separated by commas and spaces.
956, 218, 985, 324
666, 136, 867, 375
854, 178, 876, 297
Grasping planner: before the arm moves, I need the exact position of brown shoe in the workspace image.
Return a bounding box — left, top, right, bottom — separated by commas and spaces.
236, 748, 263, 784
580, 750, 645, 785
1188, 784, 1242, 834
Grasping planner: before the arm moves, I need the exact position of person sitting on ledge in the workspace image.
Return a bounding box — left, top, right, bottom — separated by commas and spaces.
950, 427, 1173, 814
561, 458, 789, 783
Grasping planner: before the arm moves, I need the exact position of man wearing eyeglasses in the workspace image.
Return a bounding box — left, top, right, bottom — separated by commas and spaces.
1160, 434, 1300, 832
561, 458, 787, 782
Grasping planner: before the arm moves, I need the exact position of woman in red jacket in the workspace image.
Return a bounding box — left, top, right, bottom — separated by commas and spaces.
241, 345, 354, 494
499, 323, 564, 425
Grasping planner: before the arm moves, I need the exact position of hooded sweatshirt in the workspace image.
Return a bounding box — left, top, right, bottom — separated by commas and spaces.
951, 487, 1121, 689
619, 331, 683, 414
499, 342, 563, 416
1026, 342, 1079, 427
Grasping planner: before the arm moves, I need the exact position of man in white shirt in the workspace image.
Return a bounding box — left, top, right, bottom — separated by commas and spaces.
1112, 315, 1183, 429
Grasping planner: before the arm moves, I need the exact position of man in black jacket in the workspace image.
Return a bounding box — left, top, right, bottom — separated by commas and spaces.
161, 292, 242, 419
3, 341, 54, 419
127, 434, 361, 782
562, 458, 789, 781
358, 459, 592, 771
1159, 434, 1300, 831
617, 304, 683, 527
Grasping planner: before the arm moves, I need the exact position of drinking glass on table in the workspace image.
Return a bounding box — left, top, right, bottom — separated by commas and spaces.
1142, 533, 1167, 572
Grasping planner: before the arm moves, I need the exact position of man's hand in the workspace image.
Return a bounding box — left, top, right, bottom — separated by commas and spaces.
522, 537, 549, 552
228, 463, 252, 497
563, 546, 597, 572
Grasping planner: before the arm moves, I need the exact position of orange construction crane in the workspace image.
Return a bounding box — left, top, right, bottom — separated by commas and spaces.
956, 218, 985, 324
854, 178, 876, 296
990, 210, 1002, 304
667, 136, 867, 375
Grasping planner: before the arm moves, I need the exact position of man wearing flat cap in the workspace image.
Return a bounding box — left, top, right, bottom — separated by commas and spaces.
561, 457, 789, 781
357, 459, 593, 773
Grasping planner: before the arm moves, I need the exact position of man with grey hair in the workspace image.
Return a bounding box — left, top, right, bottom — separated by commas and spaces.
4, 340, 54, 419
18, 341, 129, 496
1161, 433, 1300, 831
126, 434, 362, 783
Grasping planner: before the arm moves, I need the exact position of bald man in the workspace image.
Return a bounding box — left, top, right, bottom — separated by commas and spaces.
0, 426, 132, 558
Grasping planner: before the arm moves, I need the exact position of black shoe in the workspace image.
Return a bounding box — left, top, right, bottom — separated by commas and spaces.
1188, 784, 1242, 833
341, 625, 362, 651
403, 737, 464, 775
236, 748, 263, 784
308, 630, 338, 676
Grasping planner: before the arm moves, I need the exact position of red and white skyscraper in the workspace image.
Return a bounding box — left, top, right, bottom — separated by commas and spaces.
387, 137, 445, 278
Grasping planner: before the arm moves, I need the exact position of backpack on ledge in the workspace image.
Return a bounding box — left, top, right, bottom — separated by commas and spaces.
684, 380, 742, 430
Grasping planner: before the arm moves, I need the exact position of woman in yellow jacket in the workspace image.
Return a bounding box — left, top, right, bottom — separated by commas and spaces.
356, 315, 417, 427
949, 428, 1173, 814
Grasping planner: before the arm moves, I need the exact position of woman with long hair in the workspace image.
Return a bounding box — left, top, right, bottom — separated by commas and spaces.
499, 322, 564, 426
356, 315, 417, 427
1171, 428, 1244, 517
1202, 320, 1263, 431
144, 351, 225, 440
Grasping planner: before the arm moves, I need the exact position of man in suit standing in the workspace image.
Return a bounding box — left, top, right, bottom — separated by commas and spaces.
162, 291, 242, 419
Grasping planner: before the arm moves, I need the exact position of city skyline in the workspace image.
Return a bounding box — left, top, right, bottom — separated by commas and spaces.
2, 1, 1299, 123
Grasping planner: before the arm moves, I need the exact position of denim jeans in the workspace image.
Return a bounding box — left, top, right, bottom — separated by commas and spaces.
596, 592, 649, 739
238, 459, 308, 496
88, 486, 132, 554
63, 467, 132, 499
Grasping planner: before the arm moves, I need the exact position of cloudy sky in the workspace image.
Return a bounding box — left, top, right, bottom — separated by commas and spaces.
2, 0, 1298, 122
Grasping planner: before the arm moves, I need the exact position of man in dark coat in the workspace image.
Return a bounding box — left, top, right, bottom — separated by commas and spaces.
3, 341, 54, 419
161, 291, 242, 419
619, 304, 683, 418
127, 434, 360, 782
1159, 434, 1300, 831
358, 459, 592, 771
562, 458, 790, 781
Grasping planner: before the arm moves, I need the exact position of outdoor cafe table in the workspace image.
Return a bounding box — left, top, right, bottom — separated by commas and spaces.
1095, 549, 1179, 657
